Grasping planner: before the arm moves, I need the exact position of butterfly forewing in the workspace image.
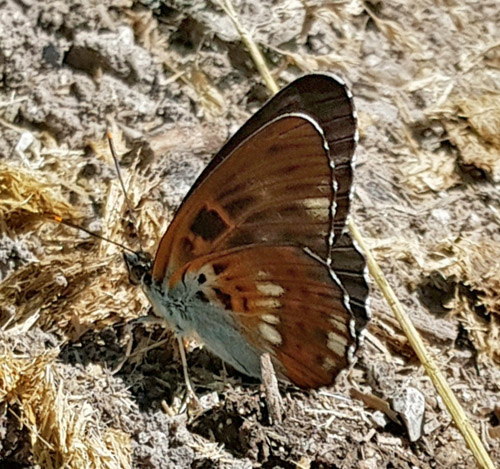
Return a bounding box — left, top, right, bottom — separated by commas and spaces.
178, 245, 355, 388
183, 73, 357, 238
153, 115, 335, 280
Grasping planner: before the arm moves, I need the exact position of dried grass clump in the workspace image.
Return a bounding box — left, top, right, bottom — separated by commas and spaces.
0, 130, 162, 339
0, 251, 146, 340
363, 4, 422, 54
0, 162, 83, 229
398, 147, 460, 194
124, 8, 226, 118
0, 347, 132, 468
0, 132, 163, 467
453, 239, 500, 316
403, 91, 500, 193
442, 93, 500, 182
425, 238, 500, 362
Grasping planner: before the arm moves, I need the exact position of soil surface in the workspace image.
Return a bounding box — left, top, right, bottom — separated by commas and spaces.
1, 1, 500, 468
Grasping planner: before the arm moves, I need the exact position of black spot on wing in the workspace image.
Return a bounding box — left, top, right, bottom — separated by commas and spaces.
190, 207, 229, 241
212, 263, 228, 275
195, 290, 209, 303
197, 273, 207, 284
212, 287, 233, 310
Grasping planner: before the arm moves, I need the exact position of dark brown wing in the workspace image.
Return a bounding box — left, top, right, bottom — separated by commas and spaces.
176, 245, 356, 389
153, 114, 336, 280
330, 233, 370, 333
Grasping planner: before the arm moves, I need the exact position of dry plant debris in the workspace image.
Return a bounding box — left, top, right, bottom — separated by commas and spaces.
421, 238, 500, 363
0, 162, 82, 229
0, 133, 152, 339
441, 93, 500, 183
0, 345, 132, 468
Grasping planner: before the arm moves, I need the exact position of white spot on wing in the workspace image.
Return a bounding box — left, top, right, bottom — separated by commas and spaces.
256, 282, 284, 297
327, 331, 348, 356
329, 317, 348, 334
261, 313, 280, 324
303, 197, 329, 208
323, 356, 338, 371
258, 322, 282, 345
302, 197, 330, 219
256, 299, 282, 309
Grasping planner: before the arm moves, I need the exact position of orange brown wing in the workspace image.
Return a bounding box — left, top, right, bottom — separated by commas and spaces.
176, 245, 356, 389
153, 114, 336, 281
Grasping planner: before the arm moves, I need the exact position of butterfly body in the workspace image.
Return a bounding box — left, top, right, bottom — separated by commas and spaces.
125, 74, 370, 389
145, 255, 264, 378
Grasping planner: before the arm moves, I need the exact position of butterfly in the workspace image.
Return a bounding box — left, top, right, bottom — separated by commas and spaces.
124, 73, 370, 389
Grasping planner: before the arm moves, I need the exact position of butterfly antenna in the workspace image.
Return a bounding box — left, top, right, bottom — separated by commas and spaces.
50, 214, 136, 254
107, 131, 145, 251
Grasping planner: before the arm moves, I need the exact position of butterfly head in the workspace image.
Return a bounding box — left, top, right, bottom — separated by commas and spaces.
124, 251, 153, 287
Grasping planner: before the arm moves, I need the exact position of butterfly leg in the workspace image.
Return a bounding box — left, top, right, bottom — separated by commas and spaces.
111, 314, 166, 374
134, 316, 202, 412
176, 337, 205, 414
119, 315, 202, 412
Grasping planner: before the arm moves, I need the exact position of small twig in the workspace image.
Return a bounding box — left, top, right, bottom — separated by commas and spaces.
177, 337, 203, 414
220, 1, 496, 467
0, 96, 28, 108
260, 353, 283, 424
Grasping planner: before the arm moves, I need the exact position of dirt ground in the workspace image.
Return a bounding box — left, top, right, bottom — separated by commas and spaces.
1, 0, 500, 468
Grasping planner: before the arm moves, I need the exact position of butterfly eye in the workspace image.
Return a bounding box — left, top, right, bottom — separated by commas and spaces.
130, 266, 145, 285
123, 251, 153, 286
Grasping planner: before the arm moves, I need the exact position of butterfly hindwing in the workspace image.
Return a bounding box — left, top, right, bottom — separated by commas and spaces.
176, 245, 355, 388
330, 233, 370, 334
